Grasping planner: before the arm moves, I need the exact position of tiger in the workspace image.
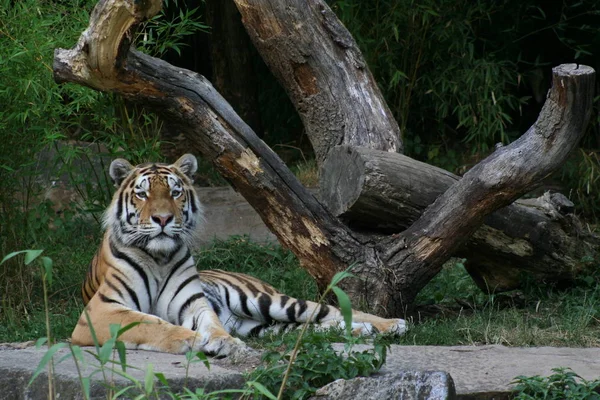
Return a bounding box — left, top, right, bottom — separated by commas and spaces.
72, 154, 407, 356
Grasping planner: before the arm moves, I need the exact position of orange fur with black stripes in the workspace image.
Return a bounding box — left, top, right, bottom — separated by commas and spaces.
73, 154, 406, 355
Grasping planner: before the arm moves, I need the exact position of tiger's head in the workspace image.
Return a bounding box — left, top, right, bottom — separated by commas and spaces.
104, 154, 203, 254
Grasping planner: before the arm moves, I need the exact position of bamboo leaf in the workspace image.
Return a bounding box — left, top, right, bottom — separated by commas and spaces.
1, 250, 29, 265
116, 340, 127, 372
332, 286, 353, 336
144, 363, 154, 394
41, 256, 53, 286
328, 270, 355, 289
24, 250, 44, 265
28, 342, 68, 386
247, 381, 277, 400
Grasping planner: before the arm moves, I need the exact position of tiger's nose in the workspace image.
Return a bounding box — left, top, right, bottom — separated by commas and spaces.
152, 214, 174, 228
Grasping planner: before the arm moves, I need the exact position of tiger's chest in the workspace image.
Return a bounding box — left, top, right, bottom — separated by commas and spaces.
109, 247, 202, 324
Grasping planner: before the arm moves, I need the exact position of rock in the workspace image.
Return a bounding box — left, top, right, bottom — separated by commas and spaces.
0, 346, 247, 399
309, 370, 456, 400
339, 344, 600, 399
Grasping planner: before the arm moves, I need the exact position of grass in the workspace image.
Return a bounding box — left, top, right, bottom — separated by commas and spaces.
400, 259, 600, 347
1, 231, 599, 349
0, 219, 98, 343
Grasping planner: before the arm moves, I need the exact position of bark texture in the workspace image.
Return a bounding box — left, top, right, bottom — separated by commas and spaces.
54, 0, 595, 316
232, 0, 402, 165
321, 145, 600, 291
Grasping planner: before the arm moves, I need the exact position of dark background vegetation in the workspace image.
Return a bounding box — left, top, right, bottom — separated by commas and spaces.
0, 0, 599, 345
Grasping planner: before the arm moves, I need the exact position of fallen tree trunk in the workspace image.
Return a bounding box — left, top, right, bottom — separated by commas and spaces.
321, 146, 600, 291
54, 0, 595, 316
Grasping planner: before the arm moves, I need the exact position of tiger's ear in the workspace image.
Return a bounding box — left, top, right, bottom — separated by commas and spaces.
109, 158, 134, 186
172, 154, 198, 179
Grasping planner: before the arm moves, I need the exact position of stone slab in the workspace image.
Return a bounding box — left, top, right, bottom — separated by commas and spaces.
0, 346, 247, 400
310, 370, 456, 400
342, 344, 600, 399
2, 344, 599, 399
196, 187, 317, 245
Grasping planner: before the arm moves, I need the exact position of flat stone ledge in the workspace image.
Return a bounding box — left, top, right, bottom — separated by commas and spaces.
2, 343, 600, 399
0, 345, 247, 399
336, 344, 600, 399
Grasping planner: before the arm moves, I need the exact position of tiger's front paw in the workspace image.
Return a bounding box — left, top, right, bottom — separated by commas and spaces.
193, 334, 248, 358
375, 318, 407, 335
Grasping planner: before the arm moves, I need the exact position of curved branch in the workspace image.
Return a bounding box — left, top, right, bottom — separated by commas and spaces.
373, 64, 596, 314
54, 0, 370, 290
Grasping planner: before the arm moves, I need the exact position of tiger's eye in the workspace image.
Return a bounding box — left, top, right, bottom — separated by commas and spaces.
136, 192, 147, 200
171, 190, 182, 198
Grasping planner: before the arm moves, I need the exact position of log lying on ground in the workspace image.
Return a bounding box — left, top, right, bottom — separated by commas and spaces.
321, 146, 600, 291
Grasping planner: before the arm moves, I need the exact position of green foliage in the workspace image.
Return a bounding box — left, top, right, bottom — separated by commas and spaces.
561, 149, 600, 220
0, 0, 208, 330
247, 331, 388, 400
329, 0, 600, 216
331, 0, 600, 156
136, 0, 209, 58
513, 368, 600, 400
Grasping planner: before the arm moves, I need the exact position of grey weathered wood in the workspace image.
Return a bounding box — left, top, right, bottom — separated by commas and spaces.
321, 145, 600, 291
370, 64, 596, 314
54, 0, 595, 316
232, 0, 402, 165
321, 146, 457, 231
53, 0, 367, 290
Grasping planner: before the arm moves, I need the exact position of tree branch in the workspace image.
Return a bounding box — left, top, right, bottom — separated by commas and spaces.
373, 64, 595, 314
54, 0, 368, 290
232, 0, 402, 165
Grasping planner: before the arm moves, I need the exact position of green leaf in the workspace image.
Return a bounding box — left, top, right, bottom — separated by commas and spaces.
35, 337, 48, 349
116, 340, 127, 372
195, 351, 210, 370
98, 337, 116, 364
81, 376, 91, 400
83, 310, 100, 355
70, 345, 84, 364
117, 321, 142, 337
24, 250, 44, 265
112, 385, 135, 398
144, 363, 154, 394
328, 270, 355, 289
247, 381, 277, 400
28, 342, 68, 386
155, 372, 169, 387
41, 256, 53, 286
332, 287, 353, 336
1, 250, 31, 265
109, 323, 121, 339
